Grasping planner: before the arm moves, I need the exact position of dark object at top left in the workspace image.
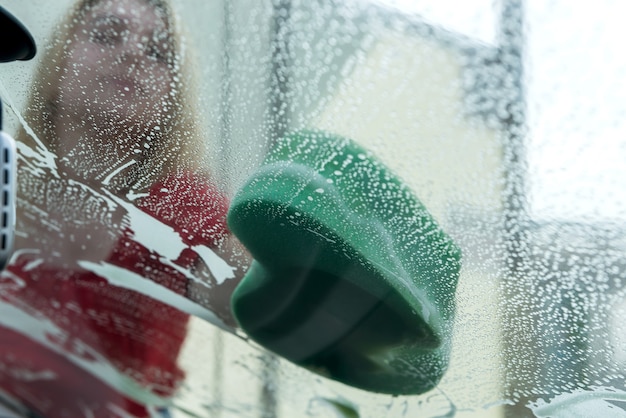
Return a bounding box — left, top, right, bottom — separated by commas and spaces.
0, 5, 36, 62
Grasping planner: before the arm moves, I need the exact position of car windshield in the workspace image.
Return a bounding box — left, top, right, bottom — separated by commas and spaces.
0, 0, 625, 417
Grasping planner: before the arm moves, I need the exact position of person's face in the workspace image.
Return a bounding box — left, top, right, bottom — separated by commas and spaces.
57, 0, 176, 131
52, 0, 180, 189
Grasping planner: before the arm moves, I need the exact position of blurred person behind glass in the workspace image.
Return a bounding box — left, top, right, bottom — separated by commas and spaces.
0, 0, 248, 416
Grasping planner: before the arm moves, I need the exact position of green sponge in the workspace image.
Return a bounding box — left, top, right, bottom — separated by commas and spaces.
228, 130, 461, 395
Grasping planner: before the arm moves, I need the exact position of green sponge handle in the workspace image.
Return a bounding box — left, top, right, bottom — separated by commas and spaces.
228, 130, 461, 395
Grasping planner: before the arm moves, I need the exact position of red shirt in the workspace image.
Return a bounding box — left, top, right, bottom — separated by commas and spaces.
0, 173, 230, 417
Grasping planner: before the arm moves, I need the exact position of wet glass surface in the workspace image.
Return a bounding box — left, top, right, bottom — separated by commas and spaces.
0, 0, 625, 417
